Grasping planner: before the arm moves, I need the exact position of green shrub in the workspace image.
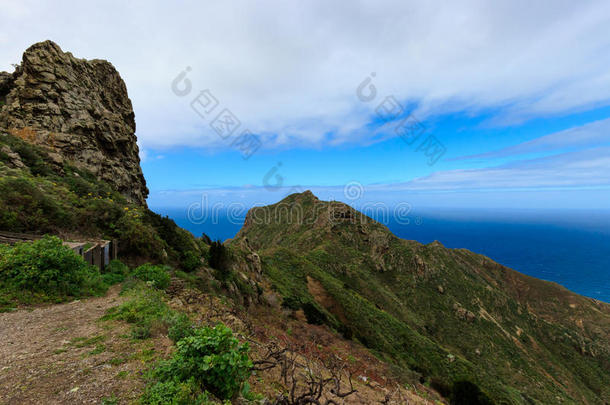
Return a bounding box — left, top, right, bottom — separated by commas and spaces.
200, 233, 212, 245
106, 259, 129, 275
142, 211, 201, 264
281, 295, 302, 310
114, 217, 166, 262
104, 283, 193, 340
208, 241, 234, 285
0, 177, 73, 232
141, 378, 213, 405
104, 284, 170, 339
149, 324, 252, 400
0, 236, 106, 302
208, 241, 229, 273
131, 264, 171, 290
65, 174, 96, 197
12, 141, 54, 177
168, 312, 195, 343
180, 251, 201, 272
101, 259, 130, 285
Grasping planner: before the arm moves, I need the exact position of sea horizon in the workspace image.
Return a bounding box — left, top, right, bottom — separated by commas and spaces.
152, 204, 610, 303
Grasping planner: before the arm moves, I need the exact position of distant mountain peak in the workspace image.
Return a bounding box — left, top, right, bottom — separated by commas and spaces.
279, 189, 320, 204
231, 193, 610, 403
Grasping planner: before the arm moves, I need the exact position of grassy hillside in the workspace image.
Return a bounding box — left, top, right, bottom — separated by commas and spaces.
231, 191, 610, 404
0, 130, 203, 268
3, 128, 609, 404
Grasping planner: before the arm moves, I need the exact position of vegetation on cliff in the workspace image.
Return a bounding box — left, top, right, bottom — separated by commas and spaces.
0, 40, 148, 204
0, 235, 108, 309
231, 191, 610, 404
0, 131, 204, 268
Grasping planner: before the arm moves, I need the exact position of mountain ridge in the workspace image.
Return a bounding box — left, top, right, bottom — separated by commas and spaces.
231, 190, 610, 404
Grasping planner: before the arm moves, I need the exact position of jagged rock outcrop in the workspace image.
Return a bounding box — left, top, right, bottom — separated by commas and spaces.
0, 41, 148, 205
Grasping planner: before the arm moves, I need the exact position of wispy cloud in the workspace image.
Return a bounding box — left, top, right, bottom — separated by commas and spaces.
397, 147, 610, 191
454, 118, 610, 160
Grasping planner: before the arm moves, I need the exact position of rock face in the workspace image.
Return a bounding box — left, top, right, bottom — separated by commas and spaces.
0, 41, 148, 205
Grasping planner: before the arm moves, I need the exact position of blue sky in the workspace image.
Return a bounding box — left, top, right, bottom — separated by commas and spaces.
2, 0, 610, 211
140, 95, 610, 209
142, 103, 610, 210
142, 104, 610, 188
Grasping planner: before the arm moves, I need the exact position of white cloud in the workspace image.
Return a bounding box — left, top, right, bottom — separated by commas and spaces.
396, 147, 610, 191
454, 117, 610, 160
2, 0, 610, 149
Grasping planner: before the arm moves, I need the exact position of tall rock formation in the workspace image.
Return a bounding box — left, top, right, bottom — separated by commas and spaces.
0, 41, 148, 205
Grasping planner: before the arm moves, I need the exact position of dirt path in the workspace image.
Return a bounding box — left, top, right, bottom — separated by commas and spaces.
0, 286, 168, 404
0, 282, 440, 404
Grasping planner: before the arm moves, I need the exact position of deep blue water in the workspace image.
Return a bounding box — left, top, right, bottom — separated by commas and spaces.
152, 206, 610, 303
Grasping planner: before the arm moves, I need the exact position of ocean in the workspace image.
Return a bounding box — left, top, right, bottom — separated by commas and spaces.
152, 206, 610, 303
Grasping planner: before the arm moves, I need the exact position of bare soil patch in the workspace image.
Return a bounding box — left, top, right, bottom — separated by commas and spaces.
0, 286, 169, 405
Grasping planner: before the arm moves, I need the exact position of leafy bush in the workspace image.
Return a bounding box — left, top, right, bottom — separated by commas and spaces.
147, 324, 252, 401
142, 211, 202, 266
200, 233, 212, 245
103, 284, 173, 339
65, 174, 96, 197
101, 259, 130, 285
180, 251, 201, 272
0, 236, 106, 304
208, 241, 232, 283
114, 217, 166, 263
168, 312, 195, 343
141, 378, 213, 405
0, 177, 72, 232
131, 264, 171, 290
208, 241, 229, 271
11, 139, 54, 177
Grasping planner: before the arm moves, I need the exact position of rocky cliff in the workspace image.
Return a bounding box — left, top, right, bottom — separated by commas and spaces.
0, 41, 148, 205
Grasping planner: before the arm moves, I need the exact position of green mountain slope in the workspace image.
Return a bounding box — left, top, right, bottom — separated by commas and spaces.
0, 130, 202, 268
231, 191, 610, 404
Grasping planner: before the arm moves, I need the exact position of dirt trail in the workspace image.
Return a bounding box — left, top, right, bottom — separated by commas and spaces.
0, 286, 166, 404
0, 283, 440, 404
